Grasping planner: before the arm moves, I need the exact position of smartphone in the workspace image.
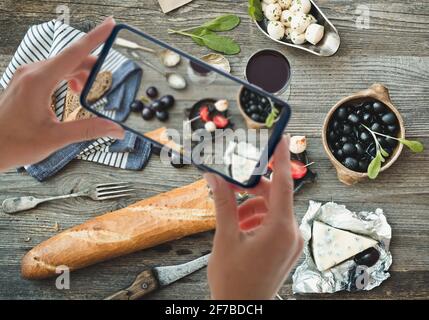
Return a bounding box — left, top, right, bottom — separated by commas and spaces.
80, 24, 291, 188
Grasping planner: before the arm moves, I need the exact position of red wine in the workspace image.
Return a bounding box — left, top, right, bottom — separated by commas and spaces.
245, 50, 291, 94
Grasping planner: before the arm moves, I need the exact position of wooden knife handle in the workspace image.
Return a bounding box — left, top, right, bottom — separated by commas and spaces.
105, 269, 159, 300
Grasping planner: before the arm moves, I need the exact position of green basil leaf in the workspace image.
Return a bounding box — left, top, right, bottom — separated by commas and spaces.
202, 14, 240, 32
380, 146, 389, 157
189, 27, 211, 46
248, 0, 263, 21
201, 33, 241, 55
367, 152, 382, 179
265, 106, 279, 128
399, 138, 424, 153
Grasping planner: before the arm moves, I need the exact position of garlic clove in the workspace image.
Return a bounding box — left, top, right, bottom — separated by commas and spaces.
161, 50, 181, 67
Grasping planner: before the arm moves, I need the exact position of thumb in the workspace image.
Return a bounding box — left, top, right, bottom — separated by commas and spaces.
204, 173, 238, 237
54, 117, 125, 145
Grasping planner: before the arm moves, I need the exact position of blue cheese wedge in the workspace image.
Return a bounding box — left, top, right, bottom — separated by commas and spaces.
312, 221, 377, 272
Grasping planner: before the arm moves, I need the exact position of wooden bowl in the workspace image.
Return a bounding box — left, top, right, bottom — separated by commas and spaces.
237, 86, 280, 129
322, 83, 405, 185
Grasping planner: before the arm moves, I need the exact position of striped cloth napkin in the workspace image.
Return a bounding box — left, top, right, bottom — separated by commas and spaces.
0, 20, 152, 181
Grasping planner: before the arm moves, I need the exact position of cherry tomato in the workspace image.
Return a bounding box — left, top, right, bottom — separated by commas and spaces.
199, 106, 210, 122
213, 115, 229, 129
291, 160, 307, 179
268, 159, 308, 180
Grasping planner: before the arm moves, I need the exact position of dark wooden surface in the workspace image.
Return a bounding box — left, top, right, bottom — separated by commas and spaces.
0, 0, 428, 300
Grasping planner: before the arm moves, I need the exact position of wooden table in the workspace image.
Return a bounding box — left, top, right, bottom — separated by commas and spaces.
0, 0, 428, 300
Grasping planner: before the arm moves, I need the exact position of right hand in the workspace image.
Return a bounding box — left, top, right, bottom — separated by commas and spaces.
204, 136, 304, 300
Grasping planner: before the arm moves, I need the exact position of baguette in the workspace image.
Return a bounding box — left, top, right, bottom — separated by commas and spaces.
22, 179, 215, 279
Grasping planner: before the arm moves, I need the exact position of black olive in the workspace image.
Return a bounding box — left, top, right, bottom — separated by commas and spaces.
363, 103, 373, 112
348, 113, 360, 124
370, 122, 382, 133
250, 113, 260, 122
358, 159, 369, 172
367, 144, 376, 157
387, 124, 399, 135
381, 112, 397, 125
332, 120, 340, 131
342, 142, 357, 156
156, 110, 169, 122
160, 95, 175, 109
142, 107, 154, 120
372, 101, 384, 113
258, 114, 266, 122
250, 92, 256, 99
354, 247, 380, 267
355, 143, 364, 156
384, 137, 398, 148
336, 107, 348, 120
343, 157, 358, 170
360, 131, 372, 143
362, 113, 372, 124
341, 136, 349, 143
335, 149, 344, 160
130, 100, 144, 112
257, 104, 264, 112
261, 97, 267, 104
334, 141, 341, 149
377, 136, 386, 146
146, 86, 158, 99
150, 100, 163, 112
343, 124, 352, 135
249, 104, 258, 113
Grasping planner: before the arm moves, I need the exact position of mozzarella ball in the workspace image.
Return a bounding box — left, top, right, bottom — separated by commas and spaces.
264, 3, 282, 21
267, 21, 285, 40
291, 13, 312, 33
290, 0, 311, 14
261, 2, 268, 13
289, 136, 307, 154
308, 14, 317, 25
205, 121, 216, 132
280, 10, 293, 27
278, 0, 292, 9
290, 31, 306, 44
305, 23, 324, 45
285, 27, 292, 40
263, 0, 278, 4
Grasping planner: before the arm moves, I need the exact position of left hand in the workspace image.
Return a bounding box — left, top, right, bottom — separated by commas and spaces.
0, 17, 124, 172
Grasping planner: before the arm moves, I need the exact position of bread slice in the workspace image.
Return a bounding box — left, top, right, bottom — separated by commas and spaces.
86, 70, 112, 103
63, 106, 94, 122
63, 70, 112, 120
21, 179, 215, 279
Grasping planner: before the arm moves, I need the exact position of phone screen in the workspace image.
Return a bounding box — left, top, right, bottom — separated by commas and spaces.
82, 25, 291, 187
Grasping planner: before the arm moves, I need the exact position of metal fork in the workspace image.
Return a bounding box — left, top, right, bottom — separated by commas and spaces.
1, 183, 134, 214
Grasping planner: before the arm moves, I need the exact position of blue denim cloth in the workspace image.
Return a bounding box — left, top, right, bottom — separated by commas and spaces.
104, 60, 142, 122
24, 60, 149, 181
26, 141, 93, 182
108, 131, 138, 153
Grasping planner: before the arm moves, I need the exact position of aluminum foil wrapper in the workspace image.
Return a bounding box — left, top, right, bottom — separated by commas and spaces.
292, 201, 392, 294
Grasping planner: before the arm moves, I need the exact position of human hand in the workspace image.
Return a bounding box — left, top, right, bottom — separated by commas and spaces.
204, 136, 304, 300
0, 17, 124, 172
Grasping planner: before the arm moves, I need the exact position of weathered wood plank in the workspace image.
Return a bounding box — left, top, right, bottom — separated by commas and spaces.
0, 0, 428, 300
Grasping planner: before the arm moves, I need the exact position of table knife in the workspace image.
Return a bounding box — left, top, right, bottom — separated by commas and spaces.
105, 254, 210, 300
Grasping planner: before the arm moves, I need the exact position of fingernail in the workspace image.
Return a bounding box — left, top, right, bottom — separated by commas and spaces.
103, 16, 115, 25
203, 173, 218, 191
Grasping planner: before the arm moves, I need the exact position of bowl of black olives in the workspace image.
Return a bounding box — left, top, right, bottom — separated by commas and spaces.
322, 84, 405, 185
237, 86, 279, 129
